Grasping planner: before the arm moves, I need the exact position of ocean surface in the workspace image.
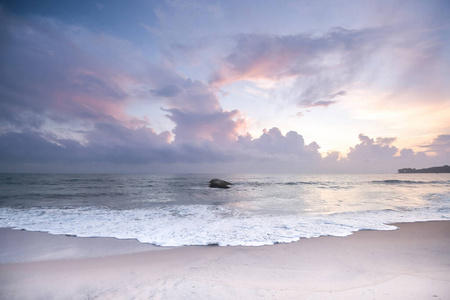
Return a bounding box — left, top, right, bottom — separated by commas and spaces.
0, 173, 449, 247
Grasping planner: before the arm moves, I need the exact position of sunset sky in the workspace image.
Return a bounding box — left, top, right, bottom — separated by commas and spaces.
0, 0, 449, 173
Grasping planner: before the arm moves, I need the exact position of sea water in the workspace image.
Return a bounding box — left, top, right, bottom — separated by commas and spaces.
0, 173, 449, 246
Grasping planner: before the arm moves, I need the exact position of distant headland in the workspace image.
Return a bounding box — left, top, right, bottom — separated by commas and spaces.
398, 165, 450, 173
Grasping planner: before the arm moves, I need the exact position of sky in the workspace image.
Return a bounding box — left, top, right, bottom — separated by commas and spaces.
0, 0, 449, 173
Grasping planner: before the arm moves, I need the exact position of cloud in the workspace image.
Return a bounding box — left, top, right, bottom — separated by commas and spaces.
0, 131, 73, 163
298, 90, 346, 108
0, 7, 238, 139
299, 100, 336, 108
1, 4, 448, 174
0, 123, 175, 166
85, 122, 173, 163
376, 137, 397, 146
157, 79, 221, 114
0, 9, 136, 128
0, 126, 318, 169
1, 126, 448, 173
165, 108, 244, 144
235, 128, 322, 168
346, 134, 399, 162
420, 135, 450, 155
0, 130, 107, 169
0, 7, 253, 170
150, 84, 183, 98
335, 133, 449, 173
211, 28, 383, 107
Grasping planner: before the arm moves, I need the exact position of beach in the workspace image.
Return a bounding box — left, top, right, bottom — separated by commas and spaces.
1, 221, 449, 299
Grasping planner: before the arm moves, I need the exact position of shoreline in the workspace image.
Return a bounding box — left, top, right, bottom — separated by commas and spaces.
0, 219, 445, 256
1, 220, 449, 299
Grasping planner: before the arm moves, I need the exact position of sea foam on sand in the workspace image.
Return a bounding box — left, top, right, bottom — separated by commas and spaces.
1, 221, 450, 299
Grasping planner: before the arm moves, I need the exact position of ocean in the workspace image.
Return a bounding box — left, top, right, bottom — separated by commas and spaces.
0, 173, 449, 247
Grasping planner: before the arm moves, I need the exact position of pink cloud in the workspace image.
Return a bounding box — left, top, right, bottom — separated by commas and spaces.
1, 7, 448, 173
211, 28, 383, 108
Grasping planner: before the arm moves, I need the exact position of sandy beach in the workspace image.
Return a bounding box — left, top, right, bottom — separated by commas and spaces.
1, 221, 449, 299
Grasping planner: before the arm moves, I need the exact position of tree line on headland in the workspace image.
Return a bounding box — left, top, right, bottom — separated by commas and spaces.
398, 165, 450, 173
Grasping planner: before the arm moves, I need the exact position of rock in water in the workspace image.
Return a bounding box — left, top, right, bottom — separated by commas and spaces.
209, 179, 232, 189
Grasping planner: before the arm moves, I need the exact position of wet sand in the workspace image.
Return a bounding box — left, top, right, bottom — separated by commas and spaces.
1, 221, 449, 299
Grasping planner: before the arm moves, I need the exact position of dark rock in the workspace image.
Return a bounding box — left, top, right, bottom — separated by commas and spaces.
209, 179, 232, 189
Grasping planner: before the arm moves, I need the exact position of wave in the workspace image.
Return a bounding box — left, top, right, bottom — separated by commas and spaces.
1, 204, 448, 247
284, 181, 318, 185
371, 180, 450, 185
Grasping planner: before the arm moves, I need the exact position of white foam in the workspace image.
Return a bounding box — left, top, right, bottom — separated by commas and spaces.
1, 203, 449, 247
